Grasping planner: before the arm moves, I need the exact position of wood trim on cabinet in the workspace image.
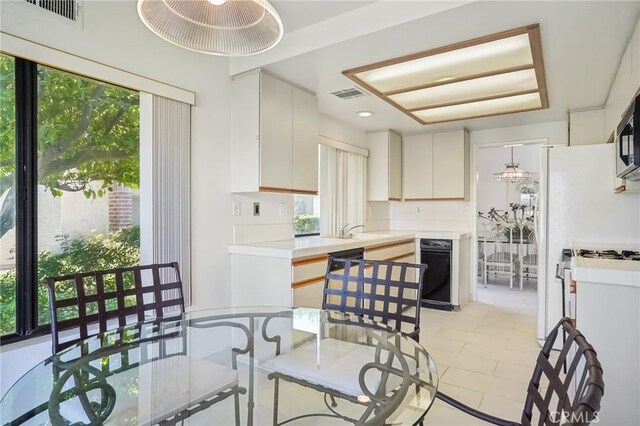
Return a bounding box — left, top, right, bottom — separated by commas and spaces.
385, 252, 416, 262
388, 197, 402, 201
365, 239, 415, 251
292, 275, 325, 288
259, 186, 318, 195
291, 254, 329, 267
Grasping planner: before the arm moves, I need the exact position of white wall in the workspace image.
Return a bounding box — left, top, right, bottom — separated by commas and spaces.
0, 0, 233, 395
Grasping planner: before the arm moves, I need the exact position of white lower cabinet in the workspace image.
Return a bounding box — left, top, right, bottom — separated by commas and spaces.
230, 240, 418, 309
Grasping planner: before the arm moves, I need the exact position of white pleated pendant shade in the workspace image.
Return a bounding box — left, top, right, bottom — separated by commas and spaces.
137, 0, 284, 56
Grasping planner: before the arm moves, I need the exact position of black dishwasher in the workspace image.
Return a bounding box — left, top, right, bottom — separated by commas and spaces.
328, 247, 364, 271
420, 239, 453, 311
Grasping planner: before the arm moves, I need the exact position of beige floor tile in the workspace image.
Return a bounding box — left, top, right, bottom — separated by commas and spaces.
421, 334, 466, 353
506, 335, 542, 352
478, 394, 524, 422
437, 328, 509, 349
422, 403, 487, 425
459, 342, 538, 368
484, 311, 527, 322
440, 367, 528, 403
429, 348, 497, 375
477, 317, 518, 330
434, 383, 483, 409
493, 361, 534, 384
473, 324, 528, 339
438, 317, 482, 333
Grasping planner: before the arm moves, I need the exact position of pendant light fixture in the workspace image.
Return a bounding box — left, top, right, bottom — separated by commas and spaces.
137, 0, 284, 56
493, 145, 531, 183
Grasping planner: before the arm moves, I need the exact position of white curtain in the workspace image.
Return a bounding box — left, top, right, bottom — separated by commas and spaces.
151, 95, 191, 305
319, 144, 367, 237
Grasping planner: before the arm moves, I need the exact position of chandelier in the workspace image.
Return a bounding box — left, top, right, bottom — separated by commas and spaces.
493, 146, 531, 183
137, 0, 284, 56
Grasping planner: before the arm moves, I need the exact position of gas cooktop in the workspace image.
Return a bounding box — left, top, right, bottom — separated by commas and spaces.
575, 249, 640, 261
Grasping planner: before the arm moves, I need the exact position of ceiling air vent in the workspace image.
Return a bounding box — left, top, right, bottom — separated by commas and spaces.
24, 0, 78, 21
330, 87, 369, 100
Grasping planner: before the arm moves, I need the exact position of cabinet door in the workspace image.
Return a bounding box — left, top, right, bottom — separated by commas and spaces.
292, 87, 319, 194
433, 130, 467, 199
388, 131, 402, 200
260, 73, 293, 190
231, 71, 260, 192
403, 133, 433, 199
367, 132, 390, 201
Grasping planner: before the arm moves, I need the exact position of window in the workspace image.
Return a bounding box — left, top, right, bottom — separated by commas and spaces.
294, 195, 320, 236
0, 55, 141, 341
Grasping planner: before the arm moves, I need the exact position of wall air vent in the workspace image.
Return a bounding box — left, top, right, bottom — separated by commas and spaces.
330, 87, 369, 100
24, 0, 78, 21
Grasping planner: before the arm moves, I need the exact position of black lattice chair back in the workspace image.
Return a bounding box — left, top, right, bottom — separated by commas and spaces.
44, 262, 184, 353
437, 317, 604, 426
521, 318, 604, 426
322, 257, 426, 341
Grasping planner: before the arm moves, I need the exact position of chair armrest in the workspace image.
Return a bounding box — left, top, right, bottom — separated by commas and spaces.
436, 391, 520, 426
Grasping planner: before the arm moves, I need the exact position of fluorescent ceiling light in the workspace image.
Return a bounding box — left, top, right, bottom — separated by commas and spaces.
343, 24, 548, 125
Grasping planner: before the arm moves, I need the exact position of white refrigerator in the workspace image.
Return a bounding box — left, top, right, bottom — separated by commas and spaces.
537, 143, 640, 340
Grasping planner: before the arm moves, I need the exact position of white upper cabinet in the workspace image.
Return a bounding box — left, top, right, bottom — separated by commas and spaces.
260, 73, 293, 190
433, 130, 469, 199
402, 129, 469, 200
403, 133, 433, 200
367, 130, 402, 201
231, 70, 319, 194
292, 87, 319, 193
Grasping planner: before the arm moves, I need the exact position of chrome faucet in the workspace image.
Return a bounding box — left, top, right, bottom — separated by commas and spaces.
339, 223, 366, 239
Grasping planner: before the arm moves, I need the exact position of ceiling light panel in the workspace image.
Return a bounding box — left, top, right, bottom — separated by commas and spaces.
343, 24, 548, 125
389, 68, 538, 110
413, 92, 542, 124
355, 34, 532, 93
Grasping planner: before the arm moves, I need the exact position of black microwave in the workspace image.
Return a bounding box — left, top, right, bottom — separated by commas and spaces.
616, 94, 640, 181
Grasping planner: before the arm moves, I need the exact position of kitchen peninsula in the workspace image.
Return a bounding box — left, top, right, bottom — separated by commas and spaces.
229, 231, 471, 309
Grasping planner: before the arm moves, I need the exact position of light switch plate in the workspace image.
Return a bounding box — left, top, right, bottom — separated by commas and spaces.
279, 203, 289, 216
253, 202, 260, 216
232, 201, 241, 216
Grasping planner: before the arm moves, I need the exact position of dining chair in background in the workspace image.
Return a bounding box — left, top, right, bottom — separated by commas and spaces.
44, 262, 185, 353
437, 317, 604, 426
264, 258, 428, 425
43, 262, 245, 426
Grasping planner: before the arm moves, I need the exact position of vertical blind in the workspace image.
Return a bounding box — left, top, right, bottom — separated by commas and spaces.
319, 144, 367, 237
152, 95, 191, 305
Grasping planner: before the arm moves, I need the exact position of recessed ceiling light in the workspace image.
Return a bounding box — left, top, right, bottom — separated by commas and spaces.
356, 111, 374, 117
343, 24, 548, 125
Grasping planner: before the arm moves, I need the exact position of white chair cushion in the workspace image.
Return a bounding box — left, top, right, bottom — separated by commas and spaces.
105, 355, 238, 425
262, 338, 414, 398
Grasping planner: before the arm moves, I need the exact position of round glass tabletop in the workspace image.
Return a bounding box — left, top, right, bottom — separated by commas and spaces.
0, 307, 439, 425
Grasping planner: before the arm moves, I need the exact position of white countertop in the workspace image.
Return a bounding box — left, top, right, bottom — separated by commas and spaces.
571, 257, 640, 288
229, 230, 471, 259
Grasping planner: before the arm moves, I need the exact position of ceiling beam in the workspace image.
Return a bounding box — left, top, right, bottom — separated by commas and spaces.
229, 0, 477, 76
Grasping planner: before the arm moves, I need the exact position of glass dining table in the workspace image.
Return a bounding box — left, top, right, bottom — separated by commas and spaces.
0, 307, 439, 425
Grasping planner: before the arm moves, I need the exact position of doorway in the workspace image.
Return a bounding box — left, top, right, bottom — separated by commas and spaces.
474, 142, 544, 313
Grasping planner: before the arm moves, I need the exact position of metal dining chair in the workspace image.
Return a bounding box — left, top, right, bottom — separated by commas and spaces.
263, 258, 428, 425
44, 262, 245, 426
484, 223, 520, 289
437, 317, 604, 426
